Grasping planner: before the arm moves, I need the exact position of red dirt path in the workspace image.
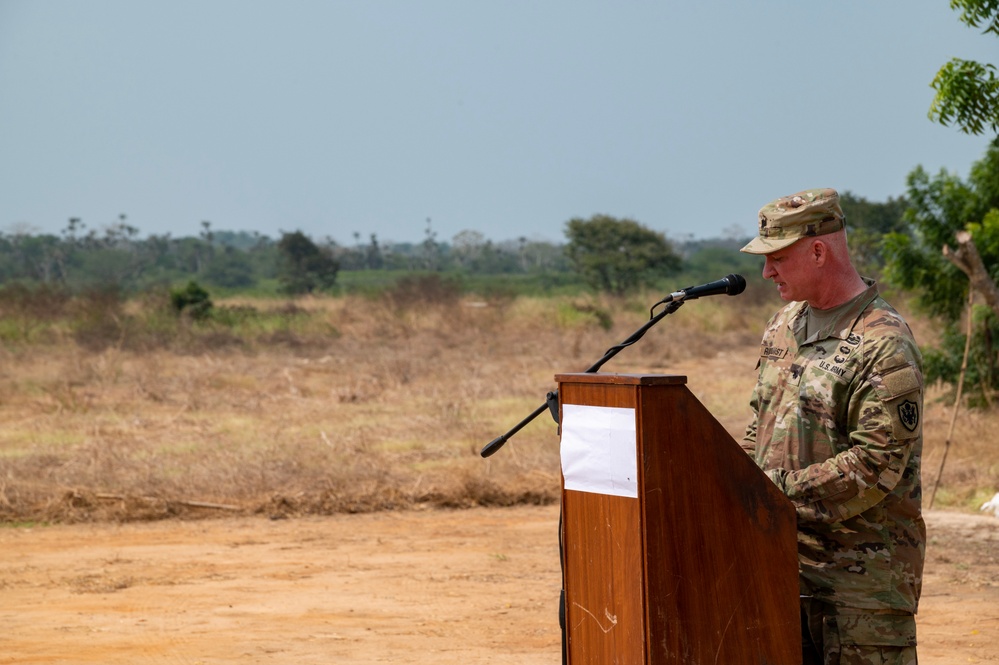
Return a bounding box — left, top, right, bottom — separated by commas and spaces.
1, 506, 996, 664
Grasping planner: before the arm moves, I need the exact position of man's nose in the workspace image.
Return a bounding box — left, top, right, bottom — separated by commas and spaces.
762, 257, 776, 279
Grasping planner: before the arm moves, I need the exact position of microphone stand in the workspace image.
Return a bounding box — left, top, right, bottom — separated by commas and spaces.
479, 297, 686, 458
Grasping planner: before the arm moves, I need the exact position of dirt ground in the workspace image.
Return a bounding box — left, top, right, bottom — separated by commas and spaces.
1, 506, 996, 665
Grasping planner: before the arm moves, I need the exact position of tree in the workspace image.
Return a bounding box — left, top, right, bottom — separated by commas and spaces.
894, 0, 999, 340
366, 233, 384, 270
421, 218, 441, 271
837, 192, 909, 276
564, 215, 681, 295
884, 142, 999, 318
451, 229, 485, 269
928, 0, 999, 135
276, 231, 339, 295
882, 141, 999, 401
204, 246, 256, 289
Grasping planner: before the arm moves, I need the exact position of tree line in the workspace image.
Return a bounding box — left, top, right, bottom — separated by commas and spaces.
0, 218, 573, 293
0, 192, 903, 298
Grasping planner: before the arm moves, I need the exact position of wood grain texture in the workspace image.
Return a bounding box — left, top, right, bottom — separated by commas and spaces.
559, 373, 800, 665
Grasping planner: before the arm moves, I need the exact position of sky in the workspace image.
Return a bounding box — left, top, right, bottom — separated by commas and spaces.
0, 1, 995, 247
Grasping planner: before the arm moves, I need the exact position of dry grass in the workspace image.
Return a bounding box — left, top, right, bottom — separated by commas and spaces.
0, 291, 995, 523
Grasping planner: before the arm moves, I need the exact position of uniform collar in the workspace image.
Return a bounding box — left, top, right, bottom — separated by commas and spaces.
792, 278, 879, 345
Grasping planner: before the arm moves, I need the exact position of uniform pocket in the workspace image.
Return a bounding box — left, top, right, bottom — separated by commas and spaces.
834, 612, 917, 647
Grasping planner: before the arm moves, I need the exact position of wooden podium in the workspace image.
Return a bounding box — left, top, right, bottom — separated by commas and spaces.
557, 373, 800, 665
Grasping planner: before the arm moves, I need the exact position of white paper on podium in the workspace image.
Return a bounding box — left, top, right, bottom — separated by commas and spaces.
560, 404, 638, 498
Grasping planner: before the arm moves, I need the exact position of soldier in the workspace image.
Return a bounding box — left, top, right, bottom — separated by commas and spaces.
740, 188, 925, 665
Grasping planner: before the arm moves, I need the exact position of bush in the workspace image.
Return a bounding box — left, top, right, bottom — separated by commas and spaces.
170, 281, 214, 320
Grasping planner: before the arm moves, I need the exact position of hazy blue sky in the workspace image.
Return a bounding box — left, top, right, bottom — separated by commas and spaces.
1, 1, 995, 246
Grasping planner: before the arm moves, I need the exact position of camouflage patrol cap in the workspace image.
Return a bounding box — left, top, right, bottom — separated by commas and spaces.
740, 188, 846, 255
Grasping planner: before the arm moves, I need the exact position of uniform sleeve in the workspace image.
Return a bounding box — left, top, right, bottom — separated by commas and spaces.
741, 386, 760, 456
742, 320, 775, 458
768, 348, 923, 524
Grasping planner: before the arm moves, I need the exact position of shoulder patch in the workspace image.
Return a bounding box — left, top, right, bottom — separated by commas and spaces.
870, 358, 923, 440
898, 399, 919, 432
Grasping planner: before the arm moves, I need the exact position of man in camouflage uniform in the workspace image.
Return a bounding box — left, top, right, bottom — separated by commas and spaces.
740, 189, 925, 665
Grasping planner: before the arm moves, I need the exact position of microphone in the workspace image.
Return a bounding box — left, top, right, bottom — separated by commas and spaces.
662, 274, 746, 303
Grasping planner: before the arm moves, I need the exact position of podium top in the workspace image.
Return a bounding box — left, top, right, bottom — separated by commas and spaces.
554, 373, 687, 386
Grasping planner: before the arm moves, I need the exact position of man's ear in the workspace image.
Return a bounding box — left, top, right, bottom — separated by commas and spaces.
810, 239, 828, 266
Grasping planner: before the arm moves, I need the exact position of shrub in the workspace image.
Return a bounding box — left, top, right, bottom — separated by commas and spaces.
170, 281, 214, 320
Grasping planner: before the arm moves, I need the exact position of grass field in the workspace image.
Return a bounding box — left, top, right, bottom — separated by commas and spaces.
0, 286, 996, 523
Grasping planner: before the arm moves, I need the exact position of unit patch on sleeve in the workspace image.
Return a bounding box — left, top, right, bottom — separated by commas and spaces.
898, 400, 919, 432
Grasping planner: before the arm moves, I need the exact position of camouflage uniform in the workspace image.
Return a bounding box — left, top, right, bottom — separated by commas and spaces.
741, 189, 925, 664
742, 281, 925, 663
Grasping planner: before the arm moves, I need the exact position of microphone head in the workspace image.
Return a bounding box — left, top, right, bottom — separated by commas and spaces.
725, 274, 747, 296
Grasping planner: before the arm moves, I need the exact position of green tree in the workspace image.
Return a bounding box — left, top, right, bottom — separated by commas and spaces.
276, 230, 339, 294
884, 143, 999, 319
564, 215, 681, 295
204, 246, 256, 289
882, 141, 999, 401
839, 191, 909, 276
9, 233, 63, 283
928, 0, 999, 135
